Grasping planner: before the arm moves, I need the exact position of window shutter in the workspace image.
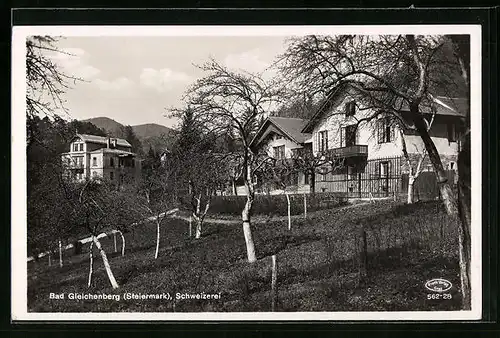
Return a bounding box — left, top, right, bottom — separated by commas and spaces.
325, 130, 329, 150
340, 127, 345, 147
390, 121, 395, 143
377, 120, 382, 143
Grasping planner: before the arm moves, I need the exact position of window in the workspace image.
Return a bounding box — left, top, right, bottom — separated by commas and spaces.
92, 157, 97, 167
73, 144, 78, 152
379, 161, 390, 177
275, 134, 282, 140
447, 123, 457, 142
110, 157, 114, 167
341, 124, 357, 147
347, 165, 356, 180
110, 171, 114, 181
318, 130, 328, 152
345, 101, 356, 117
304, 172, 310, 185
273, 145, 285, 160
377, 117, 393, 143
73, 156, 83, 167
321, 167, 328, 181
79, 143, 84, 151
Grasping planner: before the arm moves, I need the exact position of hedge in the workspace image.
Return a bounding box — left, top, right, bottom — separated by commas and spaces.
207, 192, 348, 216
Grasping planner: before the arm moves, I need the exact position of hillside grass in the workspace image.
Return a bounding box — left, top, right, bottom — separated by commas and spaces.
27, 200, 463, 312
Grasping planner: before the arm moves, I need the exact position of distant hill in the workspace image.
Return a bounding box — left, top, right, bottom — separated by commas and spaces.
83, 117, 123, 135
83, 117, 177, 154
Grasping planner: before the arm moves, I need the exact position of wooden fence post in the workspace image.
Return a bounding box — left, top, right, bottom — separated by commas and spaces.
358, 228, 367, 279
189, 215, 192, 238
271, 255, 277, 312
58, 240, 63, 268
303, 193, 307, 219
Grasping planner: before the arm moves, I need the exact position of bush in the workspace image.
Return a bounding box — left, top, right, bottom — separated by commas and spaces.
208, 192, 348, 216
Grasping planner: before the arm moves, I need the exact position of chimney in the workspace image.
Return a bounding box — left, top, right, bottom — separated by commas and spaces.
106, 137, 110, 148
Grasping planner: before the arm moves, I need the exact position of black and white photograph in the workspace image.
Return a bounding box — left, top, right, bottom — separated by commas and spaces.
11, 25, 482, 320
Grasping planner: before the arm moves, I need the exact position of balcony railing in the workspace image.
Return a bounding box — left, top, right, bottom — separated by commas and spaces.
67, 163, 84, 169
326, 145, 368, 158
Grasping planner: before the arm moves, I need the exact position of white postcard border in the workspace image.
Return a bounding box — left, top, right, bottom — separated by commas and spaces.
12, 24, 483, 321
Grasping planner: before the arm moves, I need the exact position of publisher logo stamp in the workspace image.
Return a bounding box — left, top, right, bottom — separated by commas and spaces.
425, 279, 453, 293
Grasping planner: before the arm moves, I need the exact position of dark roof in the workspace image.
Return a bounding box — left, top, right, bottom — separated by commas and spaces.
250, 117, 311, 148
426, 97, 468, 117
74, 134, 132, 148
302, 83, 467, 133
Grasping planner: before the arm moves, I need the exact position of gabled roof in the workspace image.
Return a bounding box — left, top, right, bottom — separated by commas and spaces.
302, 83, 468, 133
250, 117, 311, 149
301, 83, 348, 133
73, 134, 132, 148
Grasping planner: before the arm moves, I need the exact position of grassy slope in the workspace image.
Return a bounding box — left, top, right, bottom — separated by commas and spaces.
27, 200, 462, 312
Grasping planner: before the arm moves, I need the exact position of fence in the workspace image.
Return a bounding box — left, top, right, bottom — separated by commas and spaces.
401, 170, 456, 201
209, 192, 348, 216
316, 156, 403, 199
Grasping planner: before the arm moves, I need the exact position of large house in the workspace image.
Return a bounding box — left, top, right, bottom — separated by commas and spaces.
250, 84, 466, 198
61, 134, 141, 184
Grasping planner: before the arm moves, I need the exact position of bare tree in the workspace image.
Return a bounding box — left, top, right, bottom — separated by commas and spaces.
26, 36, 82, 119
449, 35, 471, 309
278, 34, 464, 217
179, 59, 283, 262
258, 157, 297, 230
278, 34, 470, 308
66, 177, 135, 289
134, 150, 177, 259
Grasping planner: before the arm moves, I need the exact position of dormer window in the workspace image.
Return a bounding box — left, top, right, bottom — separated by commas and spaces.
111, 138, 117, 148
73, 144, 78, 152
345, 101, 356, 117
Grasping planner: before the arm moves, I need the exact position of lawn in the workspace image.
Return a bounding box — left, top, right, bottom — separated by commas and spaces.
27, 200, 463, 312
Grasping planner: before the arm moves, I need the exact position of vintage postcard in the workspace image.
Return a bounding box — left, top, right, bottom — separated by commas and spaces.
11, 25, 482, 321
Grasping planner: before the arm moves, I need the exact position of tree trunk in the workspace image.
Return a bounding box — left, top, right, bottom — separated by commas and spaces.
155, 219, 161, 259
116, 230, 125, 257
407, 175, 415, 204
412, 109, 459, 216
285, 191, 291, 231
92, 236, 119, 289
242, 178, 257, 263
232, 179, 238, 196
88, 240, 94, 288
457, 133, 471, 309
58, 240, 63, 268
193, 213, 203, 239
303, 193, 307, 219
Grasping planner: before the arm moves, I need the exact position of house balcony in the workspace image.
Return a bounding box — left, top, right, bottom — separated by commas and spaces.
67, 163, 84, 169
326, 145, 368, 158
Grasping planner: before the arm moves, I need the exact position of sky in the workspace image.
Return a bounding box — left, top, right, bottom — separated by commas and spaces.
49, 36, 289, 129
